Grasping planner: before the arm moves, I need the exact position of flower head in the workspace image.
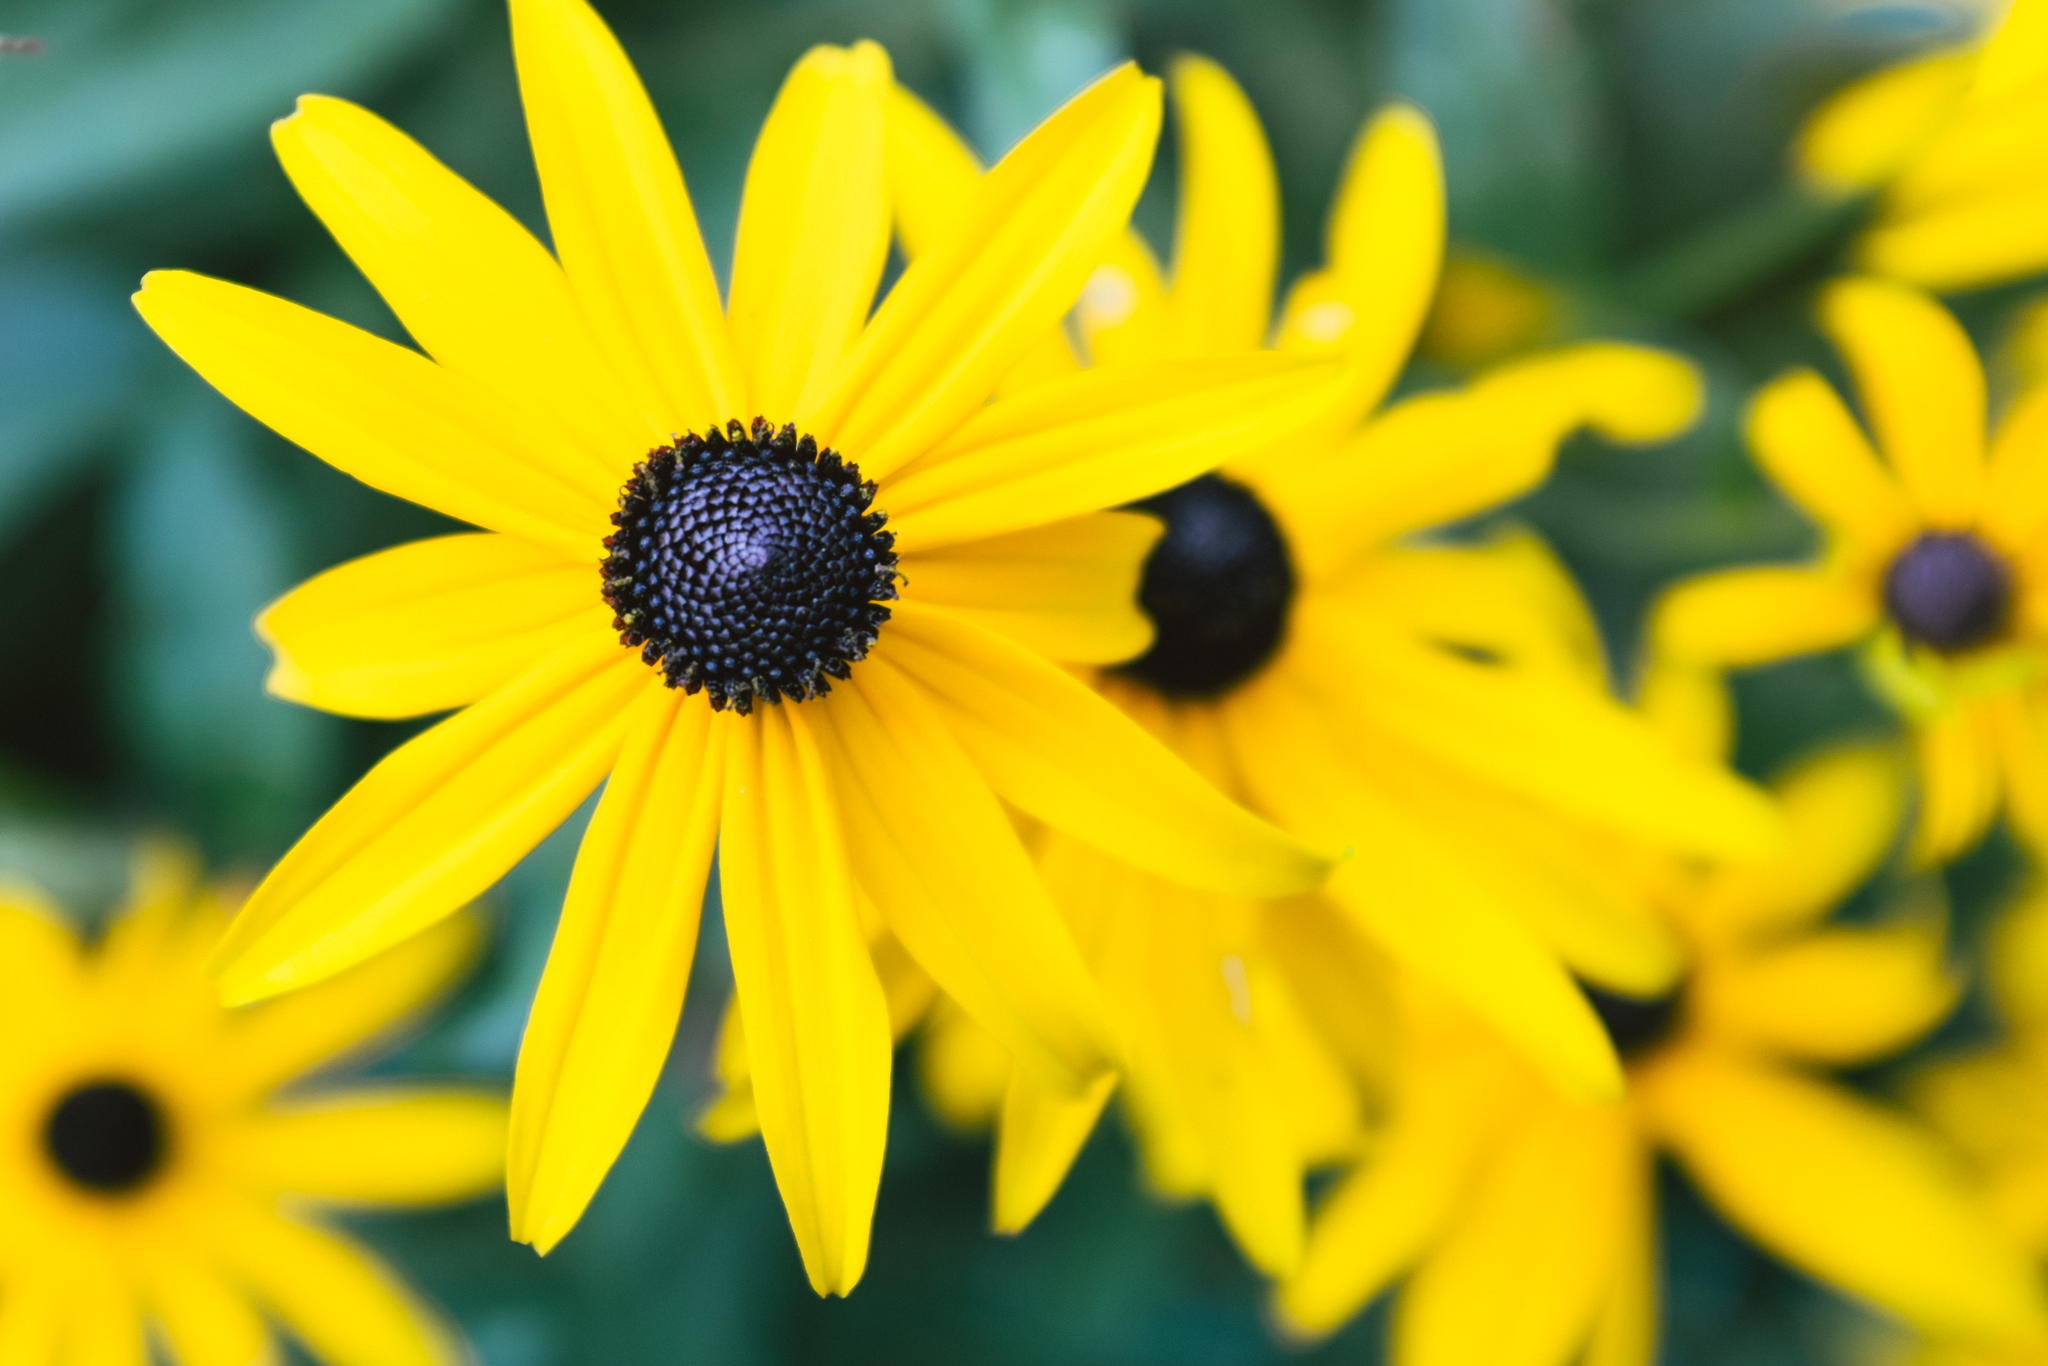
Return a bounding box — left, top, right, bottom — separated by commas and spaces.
0, 847, 502, 1366
1278, 700, 2045, 1360
132, 0, 1338, 1294
1655, 277, 2048, 862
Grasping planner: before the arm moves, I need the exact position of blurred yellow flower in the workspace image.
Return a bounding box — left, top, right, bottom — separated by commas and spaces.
1278, 718, 2046, 1362
1798, 0, 2048, 289
132, 0, 1341, 1295
720, 56, 1780, 1276
0, 847, 502, 1366
1416, 251, 1565, 372
1656, 277, 2048, 863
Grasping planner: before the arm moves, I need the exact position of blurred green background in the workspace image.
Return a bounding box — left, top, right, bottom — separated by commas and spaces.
0, 0, 2026, 1361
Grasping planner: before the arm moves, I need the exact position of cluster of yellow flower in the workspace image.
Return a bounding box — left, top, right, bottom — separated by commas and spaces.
11, 0, 2048, 1360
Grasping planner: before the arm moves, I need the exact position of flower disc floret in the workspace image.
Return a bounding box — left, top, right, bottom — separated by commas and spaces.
602, 418, 899, 714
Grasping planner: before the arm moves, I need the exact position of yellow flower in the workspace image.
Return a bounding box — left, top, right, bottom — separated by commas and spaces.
1416, 251, 1565, 372
1277, 715, 2047, 1361
0, 847, 502, 1366
1655, 277, 2048, 863
132, 0, 1338, 1295
1797, 1, 2048, 289
802, 56, 1779, 1275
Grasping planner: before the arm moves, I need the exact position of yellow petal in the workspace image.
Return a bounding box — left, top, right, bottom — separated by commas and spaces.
139, 1255, 275, 1366
224, 910, 483, 1096
806, 64, 1160, 479
1276, 1051, 1506, 1340
1392, 1101, 1630, 1366
1296, 601, 1781, 858
0, 884, 82, 1030
1697, 902, 1958, 1066
1820, 277, 1987, 527
1794, 50, 1972, 194
1982, 386, 2048, 551
1582, 1131, 1659, 1366
1650, 565, 1876, 668
734, 43, 891, 423
1468, 342, 1703, 445
509, 691, 722, 1253
718, 707, 892, 1296
1231, 677, 1621, 1101
883, 84, 984, 260
1861, 190, 2048, 292
217, 1208, 461, 1366
885, 352, 1339, 551
896, 512, 1159, 664
1913, 699, 2003, 865
272, 94, 656, 460
133, 271, 608, 557
817, 659, 1113, 1092
991, 1070, 1115, 1234
257, 533, 597, 720
915, 999, 1012, 1130
1689, 742, 1907, 943
1746, 368, 1916, 551
1317, 103, 1445, 426
508, 0, 741, 422
1646, 1048, 2048, 1344
882, 601, 1332, 896
1987, 881, 2048, 1029
234, 1088, 506, 1206
1165, 55, 1278, 353
214, 634, 645, 1005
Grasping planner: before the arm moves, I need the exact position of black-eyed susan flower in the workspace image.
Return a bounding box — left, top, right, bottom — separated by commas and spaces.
850, 56, 1780, 1275
1656, 277, 2048, 863
1277, 696, 2046, 1363
1798, 1, 2048, 290
0, 847, 502, 1366
132, 0, 1339, 1295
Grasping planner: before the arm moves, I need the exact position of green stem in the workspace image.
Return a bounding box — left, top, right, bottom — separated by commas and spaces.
1617, 186, 1870, 321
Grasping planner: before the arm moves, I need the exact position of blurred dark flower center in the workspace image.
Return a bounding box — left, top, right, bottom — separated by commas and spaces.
1116, 475, 1296, 698
43, 1079, 170, 1194
1582, 979, 1684, 1063
1883, 531, 2010, 654
602, 419, 898, 714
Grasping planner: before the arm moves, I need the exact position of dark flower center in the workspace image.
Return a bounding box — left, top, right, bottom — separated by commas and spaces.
43, 1079, 170, 1194
1883, 532, 2011, 654
602, 419, 898, 714
1581, 980, 1684, 1064
1116, 475, 1296, 698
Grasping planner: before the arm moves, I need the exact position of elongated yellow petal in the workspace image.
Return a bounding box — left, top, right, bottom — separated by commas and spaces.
883, 602, 1331, 896
1392, 1101, 1629, 1366
1651, 565, 1876, 668
733, 44, 890, 423
214, 635, 646, 1005
718, 707, 891, 1296
1318, 104, 1444, 426
807, 64, 1160, 478
1230, 676, 1621, 1100
1862, 191, 2048, 291
1982, 386, 2048, 551
1913, 700, 2003, 865
1166, 55, 1278, 353
508, 0, 741, 422
1697, 908, 1958, 1066
1688, 743, 1906, 943
1794, 50, 1971, 193
886, 353, 1339, 550
992, 1070, 1115, 1234
1277, 1052, 1507, 1340
234, 1089, 505, 1206
0, 886, 82, 1031
509, 692, 721, 1252
883, 84, 983, 259
273, 95, 657, 462
1646, 1048, 2047, 1344
1746, 368, 1916, 551
1581, 1132, 1659, 1366
140, 1255, 274, 1366
1820, 277, 1987, 527
216, 1208, 460, 1366
817, 659, 1112, 1092
1297, 602, 1781, 857
897, 512, 1158, 664
258, 533, 597, 720
133, 272, 608, 557
224, 911, 482, 1097
916, 1000, 1012, 1130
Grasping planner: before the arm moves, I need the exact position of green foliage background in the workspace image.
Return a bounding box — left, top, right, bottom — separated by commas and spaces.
0, 0, 2021, 1361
